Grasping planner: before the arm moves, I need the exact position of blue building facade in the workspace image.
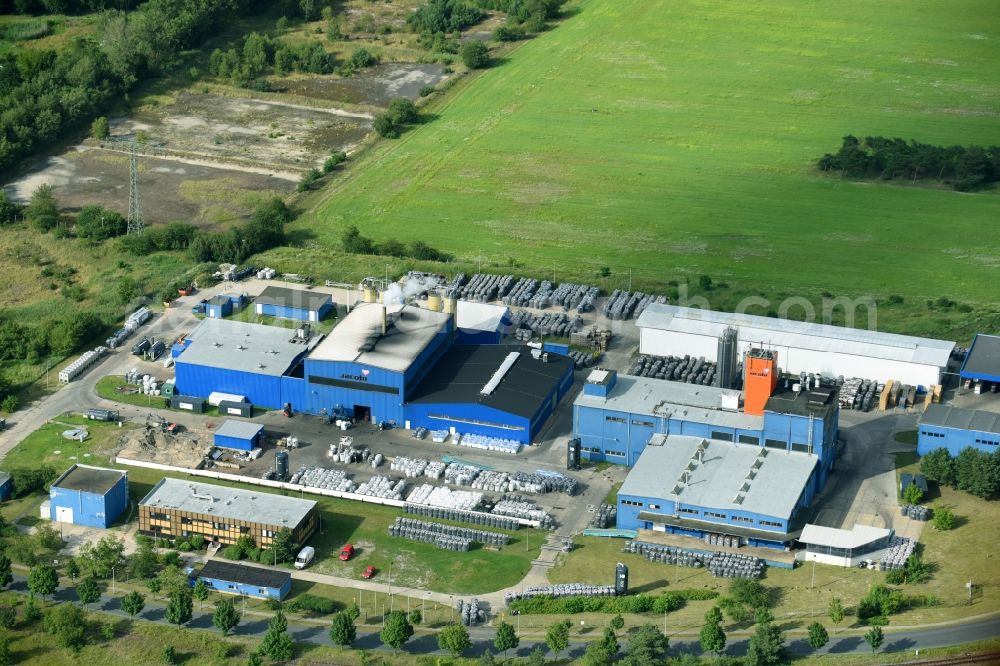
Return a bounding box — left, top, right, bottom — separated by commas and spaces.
194, 561, 291, 600
49, 465, 128, 529
213, 420, 264, 451
0, 472, 11, 502
573, 370, 838, 491
918, 404, 1000, 456
613, 435, 819, 549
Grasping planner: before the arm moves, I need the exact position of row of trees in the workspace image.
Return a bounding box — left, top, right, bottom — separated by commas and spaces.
342, 224, 453, 262
921, 447, 1000, 499
0, 0, 273, 172
207, 33, 343, 89
818, 135, 1000, 191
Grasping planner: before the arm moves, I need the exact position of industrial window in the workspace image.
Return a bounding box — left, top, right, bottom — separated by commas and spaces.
648, 504, 660, 510
631, 419, 654, 427
791, 442, 811, 453
213, 522, 227, 530
605, 416, 626, 424
731, 516, 755, 524
759, 520, 783, 528
678, 507, 699, 515
622, 500, 643, 507
738, 435, 759, 445
764, 439, 787, 450
606, 450, 625, 457
711, 431, 733, 442
427, 414, 525, 431
259, 588, 267, 594
975, 438, 999, 446
308, 375, 399, 395
262, 529, 276, 538
704, 511, 726, 519
581, 446, 602, 454
148, 511, 169, 520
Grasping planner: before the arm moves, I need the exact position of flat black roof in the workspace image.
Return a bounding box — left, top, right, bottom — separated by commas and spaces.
765, 386, 837, 419
256, 286, 332, 312
52, 465, 126, 495
961, 334, 1000, 382
409, 344, 572, 419
197, 560, 290, 589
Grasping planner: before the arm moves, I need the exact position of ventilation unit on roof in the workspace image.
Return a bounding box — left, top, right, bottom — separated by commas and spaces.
733, 493, 745, 505
237, 345, 246, 351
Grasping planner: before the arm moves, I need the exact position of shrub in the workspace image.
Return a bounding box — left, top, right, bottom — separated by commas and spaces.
297, 168, 322, 192
189, 534, 205, 550
933, 507, 955, 531
91, 117, 110, 140
286, 594, 339, 615
506, 590, 715, 615
494, 24, 526, 41
419, 85, 436, 97
349, 47, 378, 69
902, 483, 923, 505
323, 151, 347, 173
461, 40, 490, 69
373, 114, 398, 138
222, 545, 243, 560
387, 98, 418, 125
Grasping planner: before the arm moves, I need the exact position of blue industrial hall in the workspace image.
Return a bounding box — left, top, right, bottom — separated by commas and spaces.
193, 560, 291, 600
254, 286, 334, 322
616, 434, 818, 549
49, 465, 128, 528
918, 404, 1000, 455
959, 333, 1000, 385
407, 344, 574, 443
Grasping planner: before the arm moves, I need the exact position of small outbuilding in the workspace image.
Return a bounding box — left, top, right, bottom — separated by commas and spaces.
194, 560, 291, 600
213, 419, 264, 451
254, 286, 334, 322
49, 464, 128, 528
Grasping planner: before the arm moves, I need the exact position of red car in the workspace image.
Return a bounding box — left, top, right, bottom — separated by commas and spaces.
339, 544, 355, 561
361, 565, 377, 579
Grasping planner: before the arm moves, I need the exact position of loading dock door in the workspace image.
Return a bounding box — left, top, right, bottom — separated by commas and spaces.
353, 405, 371, 422
55, 506, 74, 524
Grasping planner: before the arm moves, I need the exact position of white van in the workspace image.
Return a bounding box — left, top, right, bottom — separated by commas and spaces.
294, 546, 315, 570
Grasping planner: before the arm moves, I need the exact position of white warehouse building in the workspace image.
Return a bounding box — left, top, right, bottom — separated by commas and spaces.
636, 304, 954, 389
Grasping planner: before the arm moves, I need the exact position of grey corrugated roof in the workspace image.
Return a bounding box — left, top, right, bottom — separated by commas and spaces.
573, 374, 763, 430
960, 334, 1000, 381
140, 478, 315, 528
52, 464, 126, 495
637, 304, 954, 367
177, 319, 315, 377
619, 434, 817, 520
215, 419, 264, 440
256, 286, 332, 312
308, 303, 451, 372
921, 404, 1000, 436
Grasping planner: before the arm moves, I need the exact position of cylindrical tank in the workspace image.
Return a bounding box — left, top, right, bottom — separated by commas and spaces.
427, 292, 442, 312
444, 297, 457, 314
275, 450, 289, 481
363, 287, 376, 303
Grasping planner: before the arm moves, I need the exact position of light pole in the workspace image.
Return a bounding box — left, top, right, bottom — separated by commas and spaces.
388, 558, 395, 612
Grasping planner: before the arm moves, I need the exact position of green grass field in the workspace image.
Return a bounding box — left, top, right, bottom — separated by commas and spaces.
295, 0, 1000, 339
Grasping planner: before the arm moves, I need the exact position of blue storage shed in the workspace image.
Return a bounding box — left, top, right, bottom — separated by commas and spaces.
918, 404, 1000, 455
49, 465, 128, 528
206, 295, 233, 319
0, 472, 12, 502
194, 560, 291, 600
254, 286, 334, 322
214, 420, 264, 451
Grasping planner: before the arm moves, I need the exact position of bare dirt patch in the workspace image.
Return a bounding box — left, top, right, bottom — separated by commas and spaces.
271, 63, 446, 107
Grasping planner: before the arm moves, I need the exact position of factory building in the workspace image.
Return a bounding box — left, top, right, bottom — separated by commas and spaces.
637, 304, 954, 389
48, 465, 129, 528
454, 301, 511, 345
798, 524, 895, 567
193, 561, 292, 601
213, 419, 264, 451
254, 286, 334, 322
917, 404, 1000, 455
573, 360, 838, 489
139, 478, 317, 548
959, 334, 1000, 386
407, 344, 574, 444
616, 434, 819, 549
174, 318, 317, 410
174, 299, 567, 443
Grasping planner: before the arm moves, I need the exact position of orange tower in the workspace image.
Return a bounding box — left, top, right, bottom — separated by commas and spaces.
743, 349, 778, 416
